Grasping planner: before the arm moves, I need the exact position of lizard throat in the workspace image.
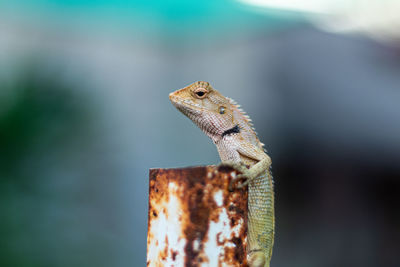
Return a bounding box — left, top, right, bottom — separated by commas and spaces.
221, 125, 240, 137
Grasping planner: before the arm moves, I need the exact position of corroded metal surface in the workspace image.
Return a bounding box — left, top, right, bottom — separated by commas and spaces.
147, 166, 249, 267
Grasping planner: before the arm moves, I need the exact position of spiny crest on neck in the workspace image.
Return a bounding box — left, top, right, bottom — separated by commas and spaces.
228, 97, 265, 148
228, 97, 254, 128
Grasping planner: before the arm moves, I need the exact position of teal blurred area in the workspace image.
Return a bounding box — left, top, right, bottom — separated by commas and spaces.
1, 1, 400, 267
0, 0, 301, 40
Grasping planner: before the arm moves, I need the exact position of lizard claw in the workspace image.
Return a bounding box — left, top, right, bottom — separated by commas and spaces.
229, 173, 251, 191
236, 175, 251, 188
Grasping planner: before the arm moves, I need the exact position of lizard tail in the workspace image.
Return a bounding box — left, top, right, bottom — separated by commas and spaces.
248, 251, 269, 267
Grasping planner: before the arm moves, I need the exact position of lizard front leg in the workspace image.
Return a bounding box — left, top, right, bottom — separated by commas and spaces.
229, 155, 271, 189
226, 143, 272, 190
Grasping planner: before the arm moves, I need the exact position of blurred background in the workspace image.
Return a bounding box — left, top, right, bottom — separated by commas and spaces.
0, 1, 399, 266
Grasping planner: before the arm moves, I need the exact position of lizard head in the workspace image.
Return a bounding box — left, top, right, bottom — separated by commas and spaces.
169, 81, 236, 141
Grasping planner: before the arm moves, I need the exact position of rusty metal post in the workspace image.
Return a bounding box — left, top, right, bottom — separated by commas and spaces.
147, 166, 249, 267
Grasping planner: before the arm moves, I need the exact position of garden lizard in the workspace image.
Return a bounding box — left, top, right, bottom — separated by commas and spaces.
169, 81, 274, 267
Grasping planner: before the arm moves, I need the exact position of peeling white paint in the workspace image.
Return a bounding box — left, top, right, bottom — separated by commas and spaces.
214, 190, 224, 207
202, 208, 245, 266
193, 239, 200, 251
147, 182, 187, 267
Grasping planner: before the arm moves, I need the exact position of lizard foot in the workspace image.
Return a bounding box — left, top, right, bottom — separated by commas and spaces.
218, 161, 252, 191
218, 161, 250, 191
229, 172, 255, 191
234, 174, 251, 189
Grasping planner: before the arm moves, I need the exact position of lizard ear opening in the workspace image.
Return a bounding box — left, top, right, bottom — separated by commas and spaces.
194, 88, 207, 99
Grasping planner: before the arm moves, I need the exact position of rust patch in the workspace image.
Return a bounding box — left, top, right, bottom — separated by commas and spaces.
147, 166, 249, 267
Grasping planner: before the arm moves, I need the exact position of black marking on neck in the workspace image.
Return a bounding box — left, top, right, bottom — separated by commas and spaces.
222, 125, 240, 137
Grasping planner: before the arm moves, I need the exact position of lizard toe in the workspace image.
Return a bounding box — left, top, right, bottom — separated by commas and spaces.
229, 173, 249, 191
236, 175, 251, 188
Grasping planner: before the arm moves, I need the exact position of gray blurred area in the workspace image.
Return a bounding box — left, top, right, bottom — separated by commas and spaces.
1, 5, 400, 267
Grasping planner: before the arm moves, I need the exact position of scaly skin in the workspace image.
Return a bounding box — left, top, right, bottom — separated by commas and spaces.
169, 81, 275, 267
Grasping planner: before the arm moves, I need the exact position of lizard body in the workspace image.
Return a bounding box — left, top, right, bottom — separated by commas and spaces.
169, 81, 274, 267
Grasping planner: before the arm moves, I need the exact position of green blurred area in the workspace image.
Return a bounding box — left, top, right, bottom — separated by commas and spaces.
0, 70, 84, 175
0, 67, 95, 267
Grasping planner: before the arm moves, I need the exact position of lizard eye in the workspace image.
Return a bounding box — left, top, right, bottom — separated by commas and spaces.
219, 106, 226, 114
194, 88, 207, 99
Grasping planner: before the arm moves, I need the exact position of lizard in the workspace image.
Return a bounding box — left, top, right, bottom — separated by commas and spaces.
169, 81, 274, 267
